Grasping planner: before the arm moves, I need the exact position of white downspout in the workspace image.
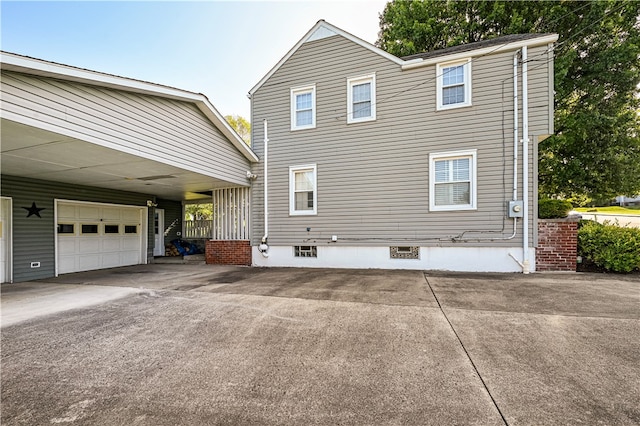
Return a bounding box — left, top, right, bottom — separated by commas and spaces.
522, 46, 530, 274
259, 119, 270, 257
513, 53, 519, 202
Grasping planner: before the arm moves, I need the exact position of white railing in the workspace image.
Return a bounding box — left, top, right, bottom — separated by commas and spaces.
213, 187, 250, 240
183, 219, 213, 239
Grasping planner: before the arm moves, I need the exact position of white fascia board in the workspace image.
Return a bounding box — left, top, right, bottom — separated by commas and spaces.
1, 51, 258, 163
1, 51, 201, 101
248, 20, 405, 96
401, 34, 559, 70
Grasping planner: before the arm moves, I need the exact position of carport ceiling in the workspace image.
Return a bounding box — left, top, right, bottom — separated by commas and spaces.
1, 119, 232, 201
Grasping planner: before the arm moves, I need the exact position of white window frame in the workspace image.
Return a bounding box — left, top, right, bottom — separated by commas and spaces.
436, 59, 472, 111
429, 149, 477, 211
290, 85, 316, 131
289, 164, 317, 216
347, 73, 376, 123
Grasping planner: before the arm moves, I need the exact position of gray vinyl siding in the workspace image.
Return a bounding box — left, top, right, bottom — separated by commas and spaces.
0, 175, 153, 282
156, 198, 182, 247
251, 35, 553, 247
1, 71, 251, 187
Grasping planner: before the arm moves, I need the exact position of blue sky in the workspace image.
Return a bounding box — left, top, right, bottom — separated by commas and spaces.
1, 1, 388, 119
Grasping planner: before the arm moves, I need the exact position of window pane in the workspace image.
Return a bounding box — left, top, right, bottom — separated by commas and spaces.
353, 101, 371, 118
125, 225, 138, 234
295, 191, 313, 210
104, 224, 119, 234
443, 85, 465, 105
81, 224, 98, 234
352, 83, 371, 103
58, 224, 74, 234
435, 160, 449, 183
443, 65, 464, 86
296, 109, 312, 126
295, 171, 314, 191
296, 92, 312, 110
452, 158, 470, 181
435, 182, 470, 205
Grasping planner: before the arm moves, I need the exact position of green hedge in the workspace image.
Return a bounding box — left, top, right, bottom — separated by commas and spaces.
539, 199, 573, 219
578, 220, 640, 273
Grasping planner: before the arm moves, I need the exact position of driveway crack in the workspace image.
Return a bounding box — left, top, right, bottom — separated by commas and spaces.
423, 272, 509, 426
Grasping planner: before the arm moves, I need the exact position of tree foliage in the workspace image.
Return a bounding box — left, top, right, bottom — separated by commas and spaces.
225, 115, 251, 146
377, 0, 640, 200
185, 203, 212, 220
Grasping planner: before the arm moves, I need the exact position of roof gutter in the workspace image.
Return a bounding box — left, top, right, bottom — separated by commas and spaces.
400, 34, 558, 70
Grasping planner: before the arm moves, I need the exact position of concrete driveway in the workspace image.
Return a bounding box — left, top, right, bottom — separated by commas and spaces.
1, 265, 639, 425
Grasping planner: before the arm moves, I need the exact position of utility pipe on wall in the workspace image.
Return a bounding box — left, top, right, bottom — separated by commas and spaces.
259, 119, 270, 257
513, 53, 519, 202
522, 46, 530, 274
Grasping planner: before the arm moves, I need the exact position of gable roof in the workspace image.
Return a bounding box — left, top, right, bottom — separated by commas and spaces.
1, 51, 259, 163
248, 20, 558, 94
248, 20, 412, 96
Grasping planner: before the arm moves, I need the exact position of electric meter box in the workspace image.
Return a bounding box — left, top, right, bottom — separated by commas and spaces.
508, 200, 524, 218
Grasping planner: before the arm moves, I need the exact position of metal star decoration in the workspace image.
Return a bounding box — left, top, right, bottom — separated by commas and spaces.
23, 202, 45, 218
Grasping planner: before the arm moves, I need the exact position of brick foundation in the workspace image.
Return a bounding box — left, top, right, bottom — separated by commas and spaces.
536, 216, 581, 272
205, 240, 252, 266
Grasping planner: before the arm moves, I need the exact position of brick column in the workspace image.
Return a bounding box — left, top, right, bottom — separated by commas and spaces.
536, 215, 581, 272
205, 240, 252, 266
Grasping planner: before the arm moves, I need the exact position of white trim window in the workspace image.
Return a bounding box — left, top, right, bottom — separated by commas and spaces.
289, 164, 317, 215
347, 74, 376, 123
291, 85, 316, 130
436, 59, 472, 110
429, 150, 477, 211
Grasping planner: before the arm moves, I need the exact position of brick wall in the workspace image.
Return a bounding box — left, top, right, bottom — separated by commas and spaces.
536, 216, 581, 272
205, 240, 251, 266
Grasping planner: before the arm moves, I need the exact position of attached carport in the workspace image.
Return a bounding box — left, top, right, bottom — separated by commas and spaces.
0, 51, 258, 282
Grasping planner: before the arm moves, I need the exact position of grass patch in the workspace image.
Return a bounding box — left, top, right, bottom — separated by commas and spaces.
575, 206, 640, 215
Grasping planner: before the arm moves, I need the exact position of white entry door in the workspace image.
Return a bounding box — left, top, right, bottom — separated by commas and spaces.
0, 197, 12, 283
154, 209, 165, 256
56, 201, 146, 274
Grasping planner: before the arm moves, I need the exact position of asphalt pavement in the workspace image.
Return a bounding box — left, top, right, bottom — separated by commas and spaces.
1, 265, 638, 425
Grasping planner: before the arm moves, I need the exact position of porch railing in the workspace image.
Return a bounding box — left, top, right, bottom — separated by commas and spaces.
183, 219, 213, 239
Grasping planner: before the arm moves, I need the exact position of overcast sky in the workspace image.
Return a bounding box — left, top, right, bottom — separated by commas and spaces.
1, 1, 389, 119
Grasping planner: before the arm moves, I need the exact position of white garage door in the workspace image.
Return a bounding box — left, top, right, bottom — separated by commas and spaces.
56, 201, 146, 274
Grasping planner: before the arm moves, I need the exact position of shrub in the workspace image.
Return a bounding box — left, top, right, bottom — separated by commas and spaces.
539, 199, 573, 219
578, 220, 640, 273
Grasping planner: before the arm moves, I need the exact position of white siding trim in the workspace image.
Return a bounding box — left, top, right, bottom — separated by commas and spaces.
401, 34, 559, 70
429, 149, 477, 212
289, 164, 317, 216
249, 20, 407, 96
252, 246, 536, 272
290, 85, 317, 131
436, 59, 472, 111
347, 73, 376, 124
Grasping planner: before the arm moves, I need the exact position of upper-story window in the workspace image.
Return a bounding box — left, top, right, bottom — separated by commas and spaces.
347, 74, 376, 123
429, 150, 477, 211
291, 85, 316, 130
436, 59, 472, 110
289, 164, 317, 215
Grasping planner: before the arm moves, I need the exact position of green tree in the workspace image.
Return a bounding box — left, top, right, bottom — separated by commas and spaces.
185, 203, 212, 220
377, 0, 640, 200
225, 115, 251, 146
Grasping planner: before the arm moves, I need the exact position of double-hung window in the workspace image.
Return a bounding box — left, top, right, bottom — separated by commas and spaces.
291, 85, 316, 130
429, 150, 477, 211
436, 59, 472, 110
289, 164, 317, 215
347, 74, 376, 123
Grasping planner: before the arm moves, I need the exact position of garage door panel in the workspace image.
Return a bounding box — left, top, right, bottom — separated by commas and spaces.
57, 201, 145, 274
79, 239, 101, 253
58, 204, 76, 219
102, 238, 121, 251
79, 206, 100, 220
102, 207, 122, 221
